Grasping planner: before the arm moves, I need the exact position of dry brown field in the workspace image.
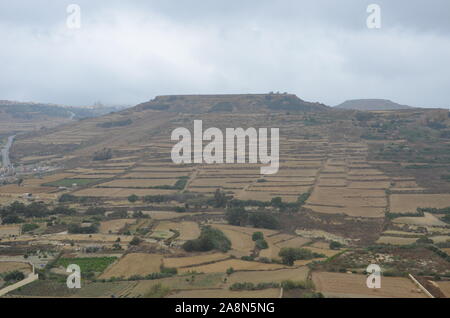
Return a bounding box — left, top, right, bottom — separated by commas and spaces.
99, 253, 163, 279
227, 266, 309, 284
155, 221, 200, 241
178, 259, 289, 274
163, 253, 230, 268
312, 272, 425, 298
167, 288, 280, 298
390, 194, 450, 213
0, 225, 21, 237
99, 219, 136, 234
0, 261, 32, 274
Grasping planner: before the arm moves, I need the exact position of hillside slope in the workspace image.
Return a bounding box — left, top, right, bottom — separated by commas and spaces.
137, 94, 329, 113
335, 99, 414, 111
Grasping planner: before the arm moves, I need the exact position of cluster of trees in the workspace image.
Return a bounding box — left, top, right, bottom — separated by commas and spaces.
278, 247, 325, 266
68, 223, 99, 234
183, 226, 231, 253
230, 280, 315, 292
93, 148, 113, 161
225, 207, 279, 230
227, 193, 310, 213
0, 201, 77, 224
2, 270, 25, 283
252, 232, 268, 250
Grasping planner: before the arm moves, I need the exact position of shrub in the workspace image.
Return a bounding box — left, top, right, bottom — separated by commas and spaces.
252, 232, 264, 241
68, 223, 98, 234
3, 270, 25, 282
127, 194, 139, 203
182, 226, 231, 253
226, 267, 234, 275
278, 248, 324, 266
93, 148, 112, 161
22, 223, 39, 233
329, 241, 343, 250
255, 239, 269, 250
129, 236, 142, 246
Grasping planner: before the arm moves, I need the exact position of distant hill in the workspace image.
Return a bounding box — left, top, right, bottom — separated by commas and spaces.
136, 94, 329, 113
335, 99, 415, 111
0, 100, 128, 120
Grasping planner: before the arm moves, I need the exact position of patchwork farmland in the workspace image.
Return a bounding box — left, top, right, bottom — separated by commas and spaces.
0, 94, 449, 298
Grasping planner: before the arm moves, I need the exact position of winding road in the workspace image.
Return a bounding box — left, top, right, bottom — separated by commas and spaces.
1, 135, 15, 169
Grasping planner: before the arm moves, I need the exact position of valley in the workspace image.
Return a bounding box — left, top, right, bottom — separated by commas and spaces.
0, 94, 449, 298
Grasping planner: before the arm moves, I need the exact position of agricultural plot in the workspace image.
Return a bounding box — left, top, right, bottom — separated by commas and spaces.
393, 213, 447, 227
0, 261, 32, 274
44, 178, 102, 187
312, 272, 425, 298
99, 219, 136, 234
155, 221, 200, 241
390, 194, 450, 213
375, 236, 418, 245
99, 253, 163, 279
56, 257, 117, 273
167, 288, 281, 298
97, 179, 177, 188
122, 273, 225, 297
163, 253, 230, 268
178, 259, 289, 274
227, 266, 309, 284
0, 225, 21, 237
72, 188, 178, 197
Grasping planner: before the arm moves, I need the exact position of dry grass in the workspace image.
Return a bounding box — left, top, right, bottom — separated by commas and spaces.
163, 253, 229, 268
167, 288, 280, 298
390, 194, 450, 213
227, 266, 309, 284
99, 219, 136, 234
155, 221, 200, 241
0, 225, 21, 237
0, 261, 32, 274
393, 213, 447, 227
312, 272, 425, 298
375, 236, 418, 245
98, 179, 177, 188
178, 259, 289, 274
99, 253, 163, 279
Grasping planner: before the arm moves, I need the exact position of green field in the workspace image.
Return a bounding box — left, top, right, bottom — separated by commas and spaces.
56, 257, 117, 273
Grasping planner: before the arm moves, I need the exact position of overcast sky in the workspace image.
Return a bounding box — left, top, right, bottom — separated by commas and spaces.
0, 0, 449, 108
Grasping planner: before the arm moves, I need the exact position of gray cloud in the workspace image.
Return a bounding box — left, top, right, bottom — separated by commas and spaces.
0, 0, 449, 108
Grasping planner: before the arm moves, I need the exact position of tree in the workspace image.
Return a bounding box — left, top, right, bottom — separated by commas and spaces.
278, 248, 324, 266
225, 207, 248, 226
252, 232, 264, 241
4, 270, 25, 282
329, 241, 343, 250
213, 189, 228, 208
128, 194, 139, 203
255, 239, 268, 250
93, 148, 112, 161
129, 236, 142, 246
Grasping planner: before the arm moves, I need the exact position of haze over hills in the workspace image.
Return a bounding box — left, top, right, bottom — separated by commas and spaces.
136, 93, 330, 113
0, 100, 130, 120
335, 99, 415, 111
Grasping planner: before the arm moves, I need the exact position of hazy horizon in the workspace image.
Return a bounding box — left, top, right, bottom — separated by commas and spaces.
1, 0, 450, 108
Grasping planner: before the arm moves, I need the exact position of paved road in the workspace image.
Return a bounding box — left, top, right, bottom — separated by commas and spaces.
1, 135, 15, 169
